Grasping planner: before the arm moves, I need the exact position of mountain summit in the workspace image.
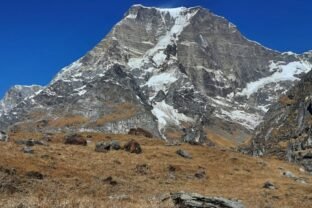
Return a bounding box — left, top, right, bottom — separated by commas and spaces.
0, 5, 311, 144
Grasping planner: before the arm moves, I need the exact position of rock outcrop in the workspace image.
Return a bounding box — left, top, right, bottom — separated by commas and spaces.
171, 192, 245, 208
250, 68, 312, 172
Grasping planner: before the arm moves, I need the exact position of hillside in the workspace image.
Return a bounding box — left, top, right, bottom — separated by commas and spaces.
0, 132, 311, 208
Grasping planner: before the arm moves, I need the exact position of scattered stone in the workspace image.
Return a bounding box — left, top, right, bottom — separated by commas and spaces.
128, 128, 153, 138
103, 176, 118, 186
135, 164, 150, 175
95, 142, 111, 153
195, 168, 206, 179
124, 140, 142, 154
95, 140, 121, 152
15, 139, 48, 146
109, 194, 130, 201
295, 178, 307, 184
16, 203, 27, 208
176, 149, 192, 159
64, 134, 87, 146
0, 167, 16, 176
0, 167, 20, 194
171, 192, 245, 208
111, 140, 121, 150
168, 165, 176, 172
22, 146, 34, 154
0, 131, 8, 142
26, 171, 44, 180
263, 181, 276, 190
282, 171, 296, 178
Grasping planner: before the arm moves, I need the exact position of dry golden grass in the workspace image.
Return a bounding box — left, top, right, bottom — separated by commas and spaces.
95, 103, 138, 126
48, 115, 88, 128
205, 128, 237, 149
0, 132, 311, 208
164, 128, 184, 141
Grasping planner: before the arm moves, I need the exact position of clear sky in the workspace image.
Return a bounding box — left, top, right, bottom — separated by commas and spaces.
1, 0, 311, 97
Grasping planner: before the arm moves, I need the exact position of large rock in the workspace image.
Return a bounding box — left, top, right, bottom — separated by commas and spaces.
124, 140, 142, 154
176, 149, 192, 159
64, 134, 87, 146
95, 140, 121, 152
21, 146, 34, 154
171, 192, 245, 208
0, 131, 7, 142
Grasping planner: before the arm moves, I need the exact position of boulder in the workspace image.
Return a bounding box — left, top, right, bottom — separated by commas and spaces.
176, 149, 192, 159
0, 131, 8, 142
194, 168, 206, 179
95, 142, 111, 153
111, 140, 121, 150
26, 171, 44, 180
128, 128, 153, 138
95, 140, 121, 152
22, 146, 34, 154
263, 181, 276, 190
64, 134, 87, 146
103, 176, 117, 186
171, 192, 245, 208
282, 171, 296, 178
124, 140, 142, 154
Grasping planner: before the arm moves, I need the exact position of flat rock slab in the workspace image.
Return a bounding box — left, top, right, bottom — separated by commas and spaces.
171, 192, 244, 208
176, 149, 192, 159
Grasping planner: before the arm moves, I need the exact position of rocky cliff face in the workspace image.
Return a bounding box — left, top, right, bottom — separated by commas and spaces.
0, 85, 43, 117
250, 58, 312, 171
0, 5, 311, 143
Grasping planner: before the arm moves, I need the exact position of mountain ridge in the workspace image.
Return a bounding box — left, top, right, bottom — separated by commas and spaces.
0, 5, 311, 145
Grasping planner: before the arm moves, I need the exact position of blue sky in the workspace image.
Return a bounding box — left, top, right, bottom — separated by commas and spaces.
0, 0, 311, 97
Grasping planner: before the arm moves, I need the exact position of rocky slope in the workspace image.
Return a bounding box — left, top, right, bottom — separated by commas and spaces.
0, 5, 311, 143
0, 132, 311, 208
250, 55, 312, 172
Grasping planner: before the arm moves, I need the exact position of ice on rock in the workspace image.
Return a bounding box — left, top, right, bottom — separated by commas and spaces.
237, 61, 312, 98
152, 101, 194, 138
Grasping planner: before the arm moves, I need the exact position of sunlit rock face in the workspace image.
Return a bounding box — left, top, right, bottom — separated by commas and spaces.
0, 5, 311, 143
250, 68, 312, 172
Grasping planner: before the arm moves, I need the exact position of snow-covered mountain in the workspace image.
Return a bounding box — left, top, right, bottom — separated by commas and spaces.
0, 5, 311, 143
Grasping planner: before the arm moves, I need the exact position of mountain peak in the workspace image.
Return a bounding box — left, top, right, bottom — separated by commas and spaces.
130, 4, 202, 10
125, 4, 202, 20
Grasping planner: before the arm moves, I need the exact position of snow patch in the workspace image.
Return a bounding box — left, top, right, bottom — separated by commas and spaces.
145, 70, 178, 94
127, 7, 199, 69
151, 101, 194, 138
237, 61, 312, 98
218, 109, 263, 130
